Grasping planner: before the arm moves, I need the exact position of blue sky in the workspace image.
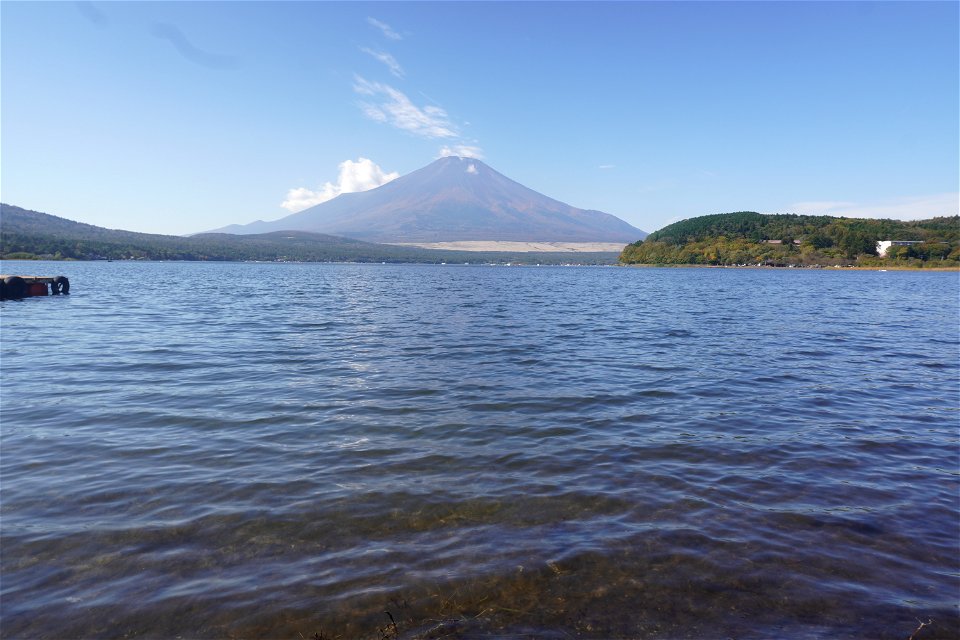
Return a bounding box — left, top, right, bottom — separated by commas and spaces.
2, 1, 957, 236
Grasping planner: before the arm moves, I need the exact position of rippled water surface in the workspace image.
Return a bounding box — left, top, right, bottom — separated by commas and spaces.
2, 261, 958, 639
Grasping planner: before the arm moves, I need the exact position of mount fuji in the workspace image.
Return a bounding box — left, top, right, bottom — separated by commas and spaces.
210, 157, 646, 243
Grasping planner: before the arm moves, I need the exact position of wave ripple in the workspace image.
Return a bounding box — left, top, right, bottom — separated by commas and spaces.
2, 262, 958, 639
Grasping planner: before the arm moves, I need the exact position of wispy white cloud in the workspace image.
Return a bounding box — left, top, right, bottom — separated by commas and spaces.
438, 144, 484, 159
281, 158, 399, 212
360, 47, 404, 78
367, 17, 401, 40
598, 164, 615, 170
466, 163, 478, 175
785, 193, 958, 220
354, 76, 458, 139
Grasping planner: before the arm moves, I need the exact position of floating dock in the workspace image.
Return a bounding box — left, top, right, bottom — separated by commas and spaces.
1, 275, 70, 300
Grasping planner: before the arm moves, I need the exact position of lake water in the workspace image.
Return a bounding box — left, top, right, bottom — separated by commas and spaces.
1, 260, 958, 639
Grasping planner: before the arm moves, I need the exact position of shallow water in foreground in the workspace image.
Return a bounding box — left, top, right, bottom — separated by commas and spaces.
1, 261, 958, 639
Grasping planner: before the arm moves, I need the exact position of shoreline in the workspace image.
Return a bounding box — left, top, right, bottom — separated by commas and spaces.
389, 240, 628, 253
621, 263, 960, 271
3, 256, 956, 271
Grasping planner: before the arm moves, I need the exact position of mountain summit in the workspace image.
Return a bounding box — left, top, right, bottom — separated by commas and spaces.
212, 157, 646, 243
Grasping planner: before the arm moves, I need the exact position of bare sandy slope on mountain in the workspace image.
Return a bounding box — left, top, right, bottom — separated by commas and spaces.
389, 241, 627, 253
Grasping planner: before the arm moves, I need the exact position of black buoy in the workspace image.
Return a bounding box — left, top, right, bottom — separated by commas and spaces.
51, 275, 70, 295
3, 276, 26, 300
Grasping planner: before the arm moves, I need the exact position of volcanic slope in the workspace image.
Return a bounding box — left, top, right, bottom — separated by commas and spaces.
213, 156, 646, 243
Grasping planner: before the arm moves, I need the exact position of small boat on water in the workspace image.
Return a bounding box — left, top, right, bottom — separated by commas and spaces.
0, 275, 70, 300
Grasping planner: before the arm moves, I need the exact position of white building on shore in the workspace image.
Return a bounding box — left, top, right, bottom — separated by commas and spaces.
876, 240, 923, 256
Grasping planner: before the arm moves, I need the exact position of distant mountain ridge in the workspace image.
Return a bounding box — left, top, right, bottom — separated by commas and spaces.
0, 203, 621, 264
210, 156, 646, 243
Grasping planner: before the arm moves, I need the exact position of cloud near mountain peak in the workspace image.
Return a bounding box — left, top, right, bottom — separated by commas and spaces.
438, 145, 484, 160
281, 158, 399, 213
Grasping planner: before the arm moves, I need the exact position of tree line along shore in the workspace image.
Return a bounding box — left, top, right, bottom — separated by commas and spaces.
618, 212, 959, 269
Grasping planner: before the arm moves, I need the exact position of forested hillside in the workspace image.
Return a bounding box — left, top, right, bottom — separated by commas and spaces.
0, 204, 618, 265
620, 212, 959, 267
